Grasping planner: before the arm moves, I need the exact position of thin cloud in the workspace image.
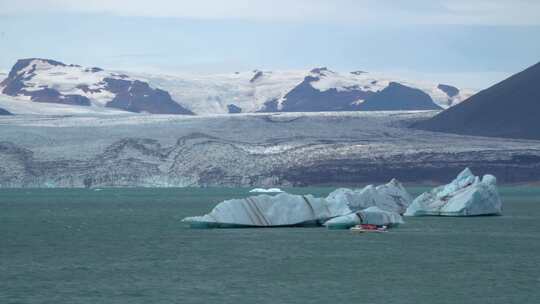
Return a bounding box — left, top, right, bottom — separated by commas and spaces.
1, 0, 539, 25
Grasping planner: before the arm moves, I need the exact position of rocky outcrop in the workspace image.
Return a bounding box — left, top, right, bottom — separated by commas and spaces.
0, 58, 90, 106
437, 84, 460, 98
227, 104, 242, 114
249, 70, 264, 83
359, 82, 442, 111
280, 68, 373, 112
257, 99, 279, 113
103, 78, 193, 114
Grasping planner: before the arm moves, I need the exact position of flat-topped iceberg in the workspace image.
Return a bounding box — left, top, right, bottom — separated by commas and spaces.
404, 168, 502, 217
183, 179, 411, 229
249, 188, 284, 193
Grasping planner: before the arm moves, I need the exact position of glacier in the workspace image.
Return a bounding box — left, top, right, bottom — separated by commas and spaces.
183, 179, 409, 229
404, 168, 502, 217
2, 111, 540, 188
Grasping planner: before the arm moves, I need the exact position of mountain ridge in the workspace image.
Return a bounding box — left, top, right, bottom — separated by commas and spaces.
0, 58, 474, 115
414, 61, 540, 140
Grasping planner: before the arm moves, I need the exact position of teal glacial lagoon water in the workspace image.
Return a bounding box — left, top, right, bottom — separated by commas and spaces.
1, 187, 540, 304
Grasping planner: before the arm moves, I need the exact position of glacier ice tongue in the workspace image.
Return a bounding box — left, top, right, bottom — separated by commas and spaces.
183, 179, 412, 229
404, 168, 502, 217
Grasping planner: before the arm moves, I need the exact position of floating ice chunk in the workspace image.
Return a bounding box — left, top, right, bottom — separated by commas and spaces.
326, 179, 412, 214
249, 188, 284, 193
183, 193, 339, 228
360, 206, 405, 226
323, 213, 361, 230
405, 168, 502, 216
184, 179, 412, 229
324, 207, 404, 230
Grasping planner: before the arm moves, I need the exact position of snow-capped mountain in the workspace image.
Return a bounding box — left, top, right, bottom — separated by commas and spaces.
277, 68, 442, 112
0, 58, 194, 115
143, 67, 474, 114
0, 58, 475, 115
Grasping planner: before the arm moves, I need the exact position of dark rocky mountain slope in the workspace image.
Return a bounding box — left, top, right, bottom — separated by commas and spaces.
415, 62, 540, 140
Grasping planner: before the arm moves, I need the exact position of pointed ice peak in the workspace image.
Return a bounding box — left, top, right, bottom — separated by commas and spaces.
435, 167, 477, 199
378, 178, 405, 192
456, 167, 474, 181
388, 178, 400, 186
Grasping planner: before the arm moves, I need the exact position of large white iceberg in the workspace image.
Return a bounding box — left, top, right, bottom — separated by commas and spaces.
183, 179, 411, 228
404, 168, 502, 217
183, 193, 338, 228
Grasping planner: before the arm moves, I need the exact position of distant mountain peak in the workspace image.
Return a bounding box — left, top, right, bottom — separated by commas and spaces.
437, 84, 460, 98
0, 58, 194, 115
250, 70, 264, 83
309, 67, 334, 76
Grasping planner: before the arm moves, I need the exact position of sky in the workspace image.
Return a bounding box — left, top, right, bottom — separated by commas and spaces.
1, 0, 539, 88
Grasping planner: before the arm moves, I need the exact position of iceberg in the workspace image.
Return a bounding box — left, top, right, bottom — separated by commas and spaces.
326, 179, 413, 215
183, 193, 338, 228
249, 188, 284, 193
183, 179, 411, 229
404, 168, 502, 217
323, 207, 404, 230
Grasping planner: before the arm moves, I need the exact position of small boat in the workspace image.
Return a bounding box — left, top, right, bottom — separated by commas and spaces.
350, 224, 388, 233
